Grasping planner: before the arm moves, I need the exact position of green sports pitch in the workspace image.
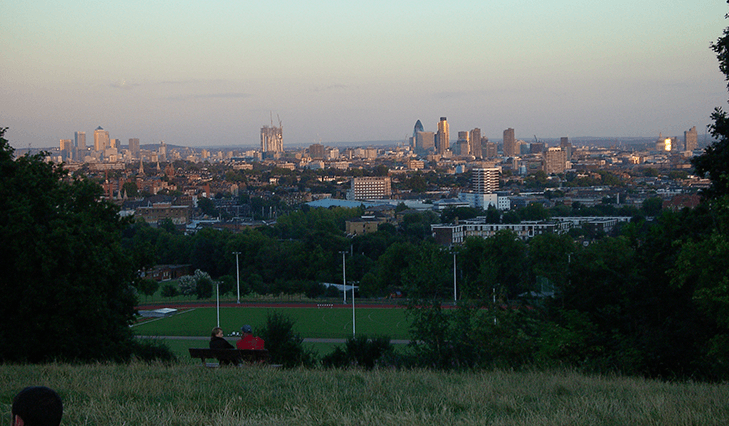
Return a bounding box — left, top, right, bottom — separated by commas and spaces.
133, 306, 411, 340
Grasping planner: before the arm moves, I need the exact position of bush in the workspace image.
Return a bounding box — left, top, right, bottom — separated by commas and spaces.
258, 312, 317, 368
322, 335, 395, 369
131, 339, 177, 363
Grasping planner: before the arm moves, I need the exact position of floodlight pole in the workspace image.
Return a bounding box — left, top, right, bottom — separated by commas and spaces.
352, 282, 356, 336
233, 251, 241, 304
216, 282, 220, 328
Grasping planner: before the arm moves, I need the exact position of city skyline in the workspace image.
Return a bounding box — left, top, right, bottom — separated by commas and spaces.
2, 1, 727, 149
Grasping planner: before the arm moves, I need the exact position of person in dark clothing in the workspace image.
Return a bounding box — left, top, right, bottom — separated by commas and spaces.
209, 327, 235, 350
12, 386, 63, 426
209, 327, 237, 365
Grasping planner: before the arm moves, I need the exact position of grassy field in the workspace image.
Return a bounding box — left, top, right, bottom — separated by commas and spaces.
133, 307, 411, 340
2, 362, 728, 425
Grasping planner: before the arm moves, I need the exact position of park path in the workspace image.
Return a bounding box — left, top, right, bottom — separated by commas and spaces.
136, 301, 407, 310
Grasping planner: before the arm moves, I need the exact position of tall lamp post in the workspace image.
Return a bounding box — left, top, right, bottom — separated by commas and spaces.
339, 250, 347, 304
216, 282, 220, 327
453, 250, 458, 304
233, 251, 241, 304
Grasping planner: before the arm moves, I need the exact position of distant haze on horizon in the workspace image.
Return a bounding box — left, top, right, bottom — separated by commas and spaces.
2, 1, 727, 149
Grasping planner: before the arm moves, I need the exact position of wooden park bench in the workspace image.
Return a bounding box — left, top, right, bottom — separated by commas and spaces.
188, 348, 270, 367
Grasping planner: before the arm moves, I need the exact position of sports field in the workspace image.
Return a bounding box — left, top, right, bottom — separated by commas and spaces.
134, 306, 411, 340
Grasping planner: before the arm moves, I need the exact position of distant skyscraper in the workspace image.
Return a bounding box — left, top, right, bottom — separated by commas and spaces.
484, 140, 497, 158
60, 139, 73, 160
261, 116, 283, 155
456, 131, 469, 156
559, 137, 572, 161
503, 128, 516, 157
411, 119, 425, 151
413, 119, 424, 138
129, 138, 140, 159
684, 126, 698, 151
75, 131, 86, 150
470, 128, 482, 158
416, 131, 435, 155
436, 117, 449, 155
94, 126, 109, 151
74, 131, 86, 160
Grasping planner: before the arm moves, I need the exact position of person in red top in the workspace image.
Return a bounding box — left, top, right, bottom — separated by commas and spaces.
236, 324, 265, 350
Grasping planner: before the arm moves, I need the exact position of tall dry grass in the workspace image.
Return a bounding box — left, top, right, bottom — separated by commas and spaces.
1, 363, 728, 425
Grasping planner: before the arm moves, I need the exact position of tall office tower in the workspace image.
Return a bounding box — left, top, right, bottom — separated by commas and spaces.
684, 126, 698, 151
503, 128, 516, 157
470, 128, 482, 158
436, 117, 450, 155
128, 138, 140, 159
456, 131, 469, 156
472, 168, 500, 193
110, 139, 120, 149
261, 117, 283, 154
413, 120, 424, 138
415, 131, 435, 155
544, 147, 567, 174
559, 137, 572, 161
309, 143, 325, 159
94, 126, 109, 151
485, 140, 497, 158
74, 131, 86, 160
74, 131, 86, 150
411, 119, 425, 151
60, 139, 73, 160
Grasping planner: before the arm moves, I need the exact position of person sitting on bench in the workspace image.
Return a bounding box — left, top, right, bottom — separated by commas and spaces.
209, 327, 236, 365
236, 324, 265, 350
209, 327, 235, 350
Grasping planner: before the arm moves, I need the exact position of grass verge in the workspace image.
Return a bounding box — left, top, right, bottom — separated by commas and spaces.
2, 363, 728, 425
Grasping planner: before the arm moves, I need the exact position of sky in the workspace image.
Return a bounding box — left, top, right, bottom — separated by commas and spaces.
2, 1, 729, 149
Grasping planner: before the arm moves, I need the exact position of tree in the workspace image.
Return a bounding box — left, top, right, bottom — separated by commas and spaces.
693, 6, 729, 199
136, 278, 160, 300
0, 128, 145, 362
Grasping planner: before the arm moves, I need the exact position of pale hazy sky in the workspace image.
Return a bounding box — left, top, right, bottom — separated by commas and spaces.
2, 1, 728, 148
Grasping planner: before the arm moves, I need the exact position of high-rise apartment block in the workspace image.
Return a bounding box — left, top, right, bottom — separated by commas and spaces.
436, 117, 450, 155
503, 128, 516, 157
484, 140, 497, 158
472, 168, 500, 194
544, 147, 567, 174
94, 126, 109, 151
309, 143, 325, 159
684, 126, 698, 151
350, 176, 392, 200
261, 120, 283, 154
470, 128, 482, 158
